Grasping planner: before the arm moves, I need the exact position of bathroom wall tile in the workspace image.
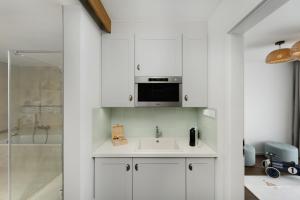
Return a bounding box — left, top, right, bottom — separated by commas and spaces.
0, 62, 8, 131
41, 90, 62, 106
8, 65, 63, 138
41, 67, 62, 90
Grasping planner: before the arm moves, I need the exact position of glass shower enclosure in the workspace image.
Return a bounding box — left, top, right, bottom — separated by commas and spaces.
1, 50, 63, 200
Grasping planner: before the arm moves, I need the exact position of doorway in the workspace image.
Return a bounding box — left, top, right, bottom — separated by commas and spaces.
232, 0, 300, 199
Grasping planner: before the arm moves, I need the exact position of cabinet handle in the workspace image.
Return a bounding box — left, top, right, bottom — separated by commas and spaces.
184, 95, 188, 101
135, 164, 138, 171
137, 64, 141, 71
129, 95, 133, 101
188, 163, 193, 171
126, 164, 130, 171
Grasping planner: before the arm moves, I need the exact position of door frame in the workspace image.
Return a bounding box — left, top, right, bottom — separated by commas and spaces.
225, 0, 289, 198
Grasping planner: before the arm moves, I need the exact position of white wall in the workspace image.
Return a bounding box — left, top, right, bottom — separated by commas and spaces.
64, 7, 81, 199
110, 21, 207, 38
64, 5, 102, 200
111, 108, 198, 137
207, 0, 263, 199
244, 46, 293, 153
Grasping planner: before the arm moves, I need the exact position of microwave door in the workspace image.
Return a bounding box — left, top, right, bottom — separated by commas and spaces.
135, 80, 182, 107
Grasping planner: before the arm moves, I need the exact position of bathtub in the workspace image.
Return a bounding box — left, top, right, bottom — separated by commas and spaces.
0, 141, 62, 200
0, 143, 8, 200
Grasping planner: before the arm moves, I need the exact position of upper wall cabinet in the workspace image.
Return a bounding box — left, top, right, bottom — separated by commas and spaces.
102, 34, 134, 107
101, 33, 207, 107
182, 35, 208, 107
135, 34, 182, 76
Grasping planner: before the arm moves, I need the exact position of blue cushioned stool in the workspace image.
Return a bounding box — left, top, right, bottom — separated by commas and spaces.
265, 142, 298, 164
244, 144, 256, 166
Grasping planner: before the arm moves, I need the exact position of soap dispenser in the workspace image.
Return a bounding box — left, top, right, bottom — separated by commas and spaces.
189, 127, 198, 147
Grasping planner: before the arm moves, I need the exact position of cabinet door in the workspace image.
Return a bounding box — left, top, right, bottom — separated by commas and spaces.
95, 158, 132, 200
186, 158, 215, 200
102, 34, 134, 107
133, 158, 185, 200
182, 35, 207, 107
135, 34, 182, 76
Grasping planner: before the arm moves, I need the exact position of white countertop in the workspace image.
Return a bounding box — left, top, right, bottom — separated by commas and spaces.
93, 137, 218, 158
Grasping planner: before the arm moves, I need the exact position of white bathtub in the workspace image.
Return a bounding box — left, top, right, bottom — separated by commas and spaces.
0, 143, 8, 200
0, 143, 62, 200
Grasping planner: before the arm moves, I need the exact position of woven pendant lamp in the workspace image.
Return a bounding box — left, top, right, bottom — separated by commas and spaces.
291, 41, 300, 60
266, 41, 292, 64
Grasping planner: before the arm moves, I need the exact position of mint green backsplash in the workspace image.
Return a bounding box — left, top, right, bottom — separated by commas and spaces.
197, 108, 217, 151
93, 108, 111, 151
93, 107, 217, 152
111, 108, 198, 137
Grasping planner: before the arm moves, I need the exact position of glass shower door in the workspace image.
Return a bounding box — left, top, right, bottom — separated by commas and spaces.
9, 50, 63, 200
0, 53, 9, 200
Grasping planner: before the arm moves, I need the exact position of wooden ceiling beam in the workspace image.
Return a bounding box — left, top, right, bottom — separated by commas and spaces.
79, 0, 111, 33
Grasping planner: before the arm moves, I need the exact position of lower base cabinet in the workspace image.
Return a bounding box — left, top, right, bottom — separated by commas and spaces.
133, 158, 185, 200
186, 158, 215, 200
95, 158, 132, 200
95, 158, 215, 200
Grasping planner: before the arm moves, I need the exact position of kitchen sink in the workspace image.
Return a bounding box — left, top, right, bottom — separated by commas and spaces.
137, 138, 180, 151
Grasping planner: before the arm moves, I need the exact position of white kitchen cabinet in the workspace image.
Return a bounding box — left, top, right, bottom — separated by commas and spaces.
182, 35, 208, 107
95, 158, 132, 200
133, 158, 185, 200
95, 157, 215, 200
101, 34, 134, 107
186, 158, 215, 200
135, 34, 182, 76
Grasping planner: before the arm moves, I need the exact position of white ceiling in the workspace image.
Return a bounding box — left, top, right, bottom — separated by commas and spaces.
0, 0, 64, 65
245, 0, 300, 49
101, 0, 221, 22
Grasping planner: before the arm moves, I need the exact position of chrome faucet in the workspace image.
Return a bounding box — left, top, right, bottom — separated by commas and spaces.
155, 126, 162, 138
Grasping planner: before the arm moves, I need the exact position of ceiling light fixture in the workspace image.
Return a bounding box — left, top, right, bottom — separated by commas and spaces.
291, 41, 300, 61
266, 40, 293, 64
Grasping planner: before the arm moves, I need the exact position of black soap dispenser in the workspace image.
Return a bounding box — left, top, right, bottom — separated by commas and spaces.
189, 127, 196, 146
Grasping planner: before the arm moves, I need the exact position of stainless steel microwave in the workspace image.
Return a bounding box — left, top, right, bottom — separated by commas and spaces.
134, 76, 182, 107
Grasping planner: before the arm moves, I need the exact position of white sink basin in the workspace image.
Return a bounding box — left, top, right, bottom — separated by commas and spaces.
137, 138, 180, 151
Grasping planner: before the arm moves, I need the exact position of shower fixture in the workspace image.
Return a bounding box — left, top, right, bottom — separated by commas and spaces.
32, 114, 50, 144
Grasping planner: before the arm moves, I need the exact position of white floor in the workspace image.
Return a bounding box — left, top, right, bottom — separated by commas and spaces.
245, 175, 300, 200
